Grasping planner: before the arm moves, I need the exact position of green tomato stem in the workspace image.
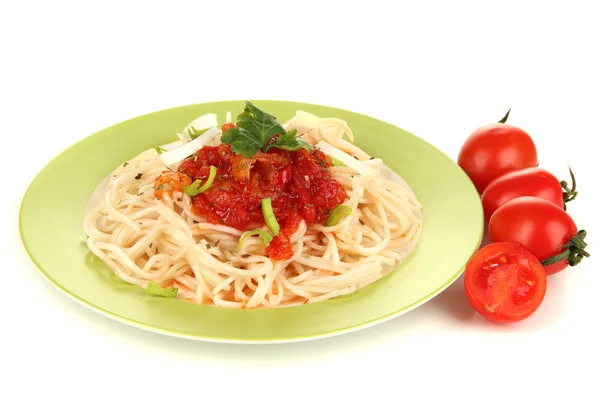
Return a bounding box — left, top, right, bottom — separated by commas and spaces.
498, 108, 511, 123
561, 165, 578, 210
541, 230, 590, 267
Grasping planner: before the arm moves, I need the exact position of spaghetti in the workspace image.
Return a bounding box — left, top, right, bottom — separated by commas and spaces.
84, 105, 422, 308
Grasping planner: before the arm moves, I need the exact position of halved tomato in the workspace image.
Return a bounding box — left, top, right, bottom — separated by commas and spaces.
464, 242, 547, 323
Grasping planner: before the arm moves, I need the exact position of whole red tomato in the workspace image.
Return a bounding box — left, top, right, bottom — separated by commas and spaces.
489, 196, 590, 275
464, 242, 547, 323
458, 110, 538, 193
481, 167, 568, 220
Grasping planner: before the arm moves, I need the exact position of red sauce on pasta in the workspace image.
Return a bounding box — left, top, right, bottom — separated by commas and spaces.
175, 143, 347, 260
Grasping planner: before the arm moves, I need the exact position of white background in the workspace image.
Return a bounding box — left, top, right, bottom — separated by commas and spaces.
2, 1, 599, 399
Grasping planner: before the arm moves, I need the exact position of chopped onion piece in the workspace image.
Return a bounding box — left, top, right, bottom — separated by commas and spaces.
158, 126, 219, 165
315, 141, 377, 177
296, 110, 321, 131
162, 139, 184, 151
182, 113, 218, 137
319, 117, 354, 142
180, 129, 192, 144
225, 111, 232, 124
282, 116, 296, 131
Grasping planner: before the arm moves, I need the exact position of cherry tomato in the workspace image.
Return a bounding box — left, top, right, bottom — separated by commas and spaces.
489, 196, 589, 275
222, 122, 236, 132
458, 111, 537, 193
481, 167, 563, 220
464, 242, 547, 323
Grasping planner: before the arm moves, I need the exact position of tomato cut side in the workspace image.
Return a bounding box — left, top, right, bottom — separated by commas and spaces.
464, 242, 547, 323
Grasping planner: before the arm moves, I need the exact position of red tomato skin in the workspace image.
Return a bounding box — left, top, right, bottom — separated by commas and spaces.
489, 197, 578, 275
464, 242, 547, 323
458, 123, 538, 193
221, 122, 236, 132
481, 167, 563, 220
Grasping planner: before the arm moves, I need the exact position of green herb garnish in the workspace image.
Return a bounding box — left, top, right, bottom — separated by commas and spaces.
222, 101, 311, 157
326, 205, 352, 226
266, 129, 312, 152
236, 229, 274, 252
147, 281, 178, 298
183, 166, 217, 196
154, 146, 166, 154
188, 126, 211, 140
261, 197, 279, 235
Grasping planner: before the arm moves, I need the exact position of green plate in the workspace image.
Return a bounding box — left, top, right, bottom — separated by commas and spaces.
19, 100, 483, 343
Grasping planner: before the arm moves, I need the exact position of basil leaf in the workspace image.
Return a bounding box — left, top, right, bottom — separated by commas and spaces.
266, 129, 313, 151
147, 281, 178, 298
222, 102, 286, 157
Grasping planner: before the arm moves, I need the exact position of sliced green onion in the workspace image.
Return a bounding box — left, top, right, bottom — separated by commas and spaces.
261, 198, 280, 235
154, 146, 166, 154
236, 229, 274, 252
189, 126, 211, 140
183, 166, 217, 196
329, 155, 346, 167
326, 205, 352, 226
147, 281, 178, 298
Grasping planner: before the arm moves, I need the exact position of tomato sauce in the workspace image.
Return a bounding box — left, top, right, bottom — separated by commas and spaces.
177, 144, 348, 260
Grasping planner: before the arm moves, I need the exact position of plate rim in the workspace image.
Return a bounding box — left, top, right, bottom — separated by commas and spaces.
29, 259, 466, 344
19, 99, 484, 343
